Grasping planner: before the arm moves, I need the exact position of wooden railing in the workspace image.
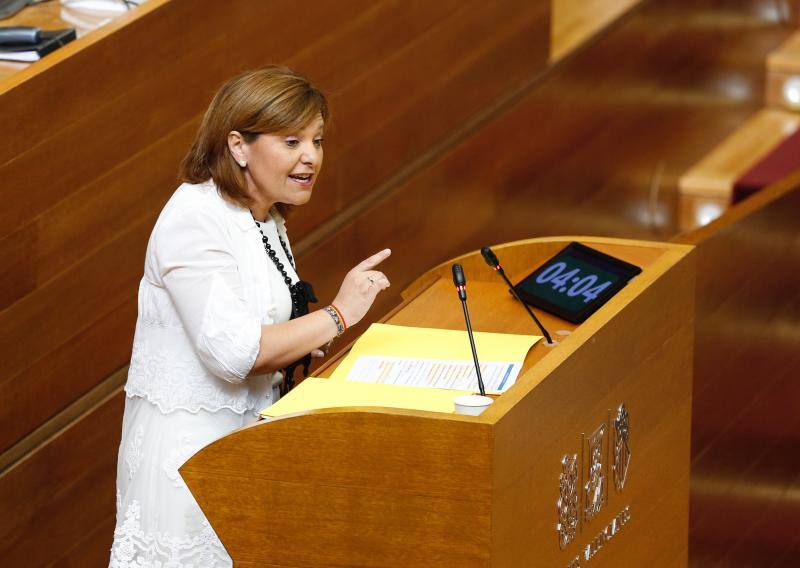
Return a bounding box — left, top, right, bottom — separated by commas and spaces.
674, 171, 800, 563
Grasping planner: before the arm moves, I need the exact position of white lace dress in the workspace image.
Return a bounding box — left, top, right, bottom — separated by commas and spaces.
109, 182, 297, 567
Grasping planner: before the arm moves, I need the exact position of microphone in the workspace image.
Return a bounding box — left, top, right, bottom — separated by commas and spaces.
452, 263, 467, 300
480, 246, 553, 344
451, 264, 486, 396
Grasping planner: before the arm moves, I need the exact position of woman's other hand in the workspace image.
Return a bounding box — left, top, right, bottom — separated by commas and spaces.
333, 249, 392, 327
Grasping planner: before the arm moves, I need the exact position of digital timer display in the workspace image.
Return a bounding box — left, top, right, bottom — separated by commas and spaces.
514, 243, 642, 324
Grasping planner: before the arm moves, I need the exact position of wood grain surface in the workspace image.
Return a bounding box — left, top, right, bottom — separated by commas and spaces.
676, 171, 800, 566
767, 31, 800, 74
0, 389, 123, 565
182, 237, 695, 567
551, 0, 642, 61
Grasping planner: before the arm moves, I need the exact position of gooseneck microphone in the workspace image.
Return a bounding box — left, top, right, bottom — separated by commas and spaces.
451, 264, 486, 396
481, 246, 553, 344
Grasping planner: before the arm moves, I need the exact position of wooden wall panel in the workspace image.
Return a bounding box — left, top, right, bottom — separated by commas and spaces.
0, 0, 360, 237
0, 391, 123, 566
0, 220, 146, 380
675, 172, 800, 564
0, 223, 36, 310
2, 302, 135, 454
0, 0, 363, 167
0, 122, 187, 452
287, 0, 550, 235
326, 2, 548, 190
59, 516, 119, 568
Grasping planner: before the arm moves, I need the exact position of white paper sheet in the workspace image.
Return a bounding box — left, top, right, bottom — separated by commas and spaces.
346, 355, 522, 393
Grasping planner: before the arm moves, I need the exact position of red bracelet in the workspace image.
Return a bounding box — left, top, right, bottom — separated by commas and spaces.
330, 303, 347, 330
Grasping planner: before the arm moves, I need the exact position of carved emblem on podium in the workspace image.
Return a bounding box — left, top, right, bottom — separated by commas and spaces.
556, 453, 579, 550
556, 403, 631, 554
613, 404, 631, 492
583, 423, 606, 523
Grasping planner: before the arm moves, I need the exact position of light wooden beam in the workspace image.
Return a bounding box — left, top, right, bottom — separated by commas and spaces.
677, 109, 800, 231
551, 0, 641, 62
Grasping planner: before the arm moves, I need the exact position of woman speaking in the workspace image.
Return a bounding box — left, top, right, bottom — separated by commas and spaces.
109, 66, 390, 567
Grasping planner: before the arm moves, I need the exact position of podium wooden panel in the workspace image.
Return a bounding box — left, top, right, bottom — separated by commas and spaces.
181, 237, 694, 567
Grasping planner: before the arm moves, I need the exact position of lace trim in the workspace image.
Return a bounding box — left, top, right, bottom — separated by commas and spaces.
122, 389, 271, 417
162, 434, 194, 489
110, 500, 231, 568
126, 325, 272, 415
124, 425, 144, 482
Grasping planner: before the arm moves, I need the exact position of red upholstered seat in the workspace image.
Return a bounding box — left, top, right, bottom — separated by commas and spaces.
733, 126, 800, 202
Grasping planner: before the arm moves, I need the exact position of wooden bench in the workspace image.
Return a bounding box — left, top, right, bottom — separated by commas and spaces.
677, 108, 800, 232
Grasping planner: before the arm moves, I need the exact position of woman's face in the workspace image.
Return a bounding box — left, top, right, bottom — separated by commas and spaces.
234, 115, 324, 211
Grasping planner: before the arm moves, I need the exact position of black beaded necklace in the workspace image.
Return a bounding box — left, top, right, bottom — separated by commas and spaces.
254, 216, 318, 393
254, 218, 298, 311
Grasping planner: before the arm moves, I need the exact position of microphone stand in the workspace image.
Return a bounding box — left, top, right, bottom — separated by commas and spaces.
460, 297, 485, 396
481, 247, 553, 344
452, 264, 487, 396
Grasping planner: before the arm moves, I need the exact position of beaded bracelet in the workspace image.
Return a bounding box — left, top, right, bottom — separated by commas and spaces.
324, 305, 346, 337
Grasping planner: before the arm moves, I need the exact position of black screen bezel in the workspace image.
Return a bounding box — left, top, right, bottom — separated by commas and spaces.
513, 242, 642, 324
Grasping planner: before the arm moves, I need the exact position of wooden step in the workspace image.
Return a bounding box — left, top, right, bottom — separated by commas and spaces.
677, 108, 800, 231
767, 32, 800, 110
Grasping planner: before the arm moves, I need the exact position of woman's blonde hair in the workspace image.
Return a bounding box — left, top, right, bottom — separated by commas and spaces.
179, 65, 329, 216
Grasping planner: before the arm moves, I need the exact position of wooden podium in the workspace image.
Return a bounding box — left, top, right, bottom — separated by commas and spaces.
181, 237, 695, 567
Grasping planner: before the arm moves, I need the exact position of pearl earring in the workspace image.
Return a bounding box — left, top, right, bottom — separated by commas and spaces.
239, 160, 246, 167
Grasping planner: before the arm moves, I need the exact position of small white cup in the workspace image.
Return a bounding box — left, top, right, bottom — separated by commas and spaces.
454, 394, 494, 416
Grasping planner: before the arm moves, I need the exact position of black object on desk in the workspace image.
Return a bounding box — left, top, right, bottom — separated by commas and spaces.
0, 27, 76, 62
513, 242, 642, 324
0, 25, 40, 45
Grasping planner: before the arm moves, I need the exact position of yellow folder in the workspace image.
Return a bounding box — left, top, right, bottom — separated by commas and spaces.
259, 324, 540, 418
260, 377, 470, 418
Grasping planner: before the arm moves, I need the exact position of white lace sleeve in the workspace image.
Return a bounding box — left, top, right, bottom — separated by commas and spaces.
153, 206, 261, 383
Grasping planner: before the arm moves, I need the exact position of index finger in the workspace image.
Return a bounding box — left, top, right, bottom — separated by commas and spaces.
355, 248, 392, 271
